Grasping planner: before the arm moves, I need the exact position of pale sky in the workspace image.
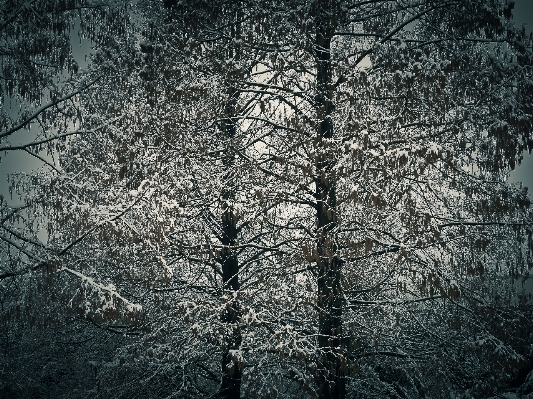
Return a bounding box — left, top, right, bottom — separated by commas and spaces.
507, 0, 533, 198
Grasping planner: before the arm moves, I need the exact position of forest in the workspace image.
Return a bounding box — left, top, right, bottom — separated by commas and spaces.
1, 0, 533, 398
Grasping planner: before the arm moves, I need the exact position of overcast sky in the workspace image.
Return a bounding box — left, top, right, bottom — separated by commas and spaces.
506, 0, 533, 196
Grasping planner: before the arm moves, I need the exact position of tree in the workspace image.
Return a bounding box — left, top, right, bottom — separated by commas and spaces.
1, 1, 140, 396
221, 0, 533, 396
0, 0, 133, 286
256, 0, 533, 397
14, 1, 293, 397
2, 0, 533, 398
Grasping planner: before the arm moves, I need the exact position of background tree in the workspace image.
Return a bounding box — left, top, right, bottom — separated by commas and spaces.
1, 1, 140, 396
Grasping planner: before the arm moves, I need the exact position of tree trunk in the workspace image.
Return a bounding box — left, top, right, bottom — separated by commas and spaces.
219, 215, 242, 399
218, 80, 242, 399
314, 1, 346, 398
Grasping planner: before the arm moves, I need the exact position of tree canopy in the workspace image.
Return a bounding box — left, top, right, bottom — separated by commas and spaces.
1, 1, 533, 398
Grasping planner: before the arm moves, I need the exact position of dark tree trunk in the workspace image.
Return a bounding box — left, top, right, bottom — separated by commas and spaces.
218, 73, 242, 398
219, 205, 242, 399
314, 1, 346, 398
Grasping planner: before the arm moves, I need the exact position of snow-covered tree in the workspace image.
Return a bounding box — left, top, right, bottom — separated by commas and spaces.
2, 1, 533, 398
0, 1, 138, 396
242, 0, 533, 397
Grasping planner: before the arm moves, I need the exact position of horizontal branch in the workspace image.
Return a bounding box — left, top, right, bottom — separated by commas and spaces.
0, 115, 125, 152
60, 266, 142, 312
346, 295, 444, 308
439, 221, 531, 229
0, 76, 101, 140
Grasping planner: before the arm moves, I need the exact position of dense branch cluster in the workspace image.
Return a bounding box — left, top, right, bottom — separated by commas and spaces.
1, 1, 533, 398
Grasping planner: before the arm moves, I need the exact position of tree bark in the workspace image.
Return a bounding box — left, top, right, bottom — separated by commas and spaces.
314, 1, 346, 398
218, 60, 242, 399
219, 195, 242, 399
